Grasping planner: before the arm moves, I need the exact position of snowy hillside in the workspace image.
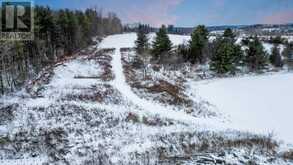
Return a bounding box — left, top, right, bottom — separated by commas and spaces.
0, 33, 292, 164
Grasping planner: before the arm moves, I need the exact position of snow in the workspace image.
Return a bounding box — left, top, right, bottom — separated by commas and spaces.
1, 32, 293, 164
263, 42, 274, 53
99, 33, 293, 144
262, 28, 280, 32
210, 30, 225, 35
283, 35, 293, 42
100, 33, 137, 48
149, 33, 191, 45
100, 33, 191, 49
48, 58, 102, 88
40, 57, 105, 99
193, 73, 293, 144
102, 33, 224, 126
0, 156, 47, 165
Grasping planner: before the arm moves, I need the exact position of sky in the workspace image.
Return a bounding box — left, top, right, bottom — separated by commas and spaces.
36, 0, 293, 27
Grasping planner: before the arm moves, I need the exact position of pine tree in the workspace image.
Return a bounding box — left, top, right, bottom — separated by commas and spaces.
177, 44, 190, 61
233, 44, 245, 66
189, 25, 209, 64
210, 29, 244, 74
246, 36, 267, 71
1, 6, 124, 95
223, 28, 236, 42
270, 45, 283, 67
135, 24, 149, 55
269, 36, 284, 44
283, 42, 293, 59
223, 28, 244, 65
210, 40, 243, 74
152, 25, 172, 59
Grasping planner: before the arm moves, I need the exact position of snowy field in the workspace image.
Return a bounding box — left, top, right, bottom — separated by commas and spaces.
101, 33, 293, 144
99, 32, 191, 48
1, 32, 293, 164
193, 73, 293, 144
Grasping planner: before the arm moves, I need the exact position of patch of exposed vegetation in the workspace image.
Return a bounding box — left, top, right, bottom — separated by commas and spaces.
282, 150, 293, 161
121, 50, 217, 118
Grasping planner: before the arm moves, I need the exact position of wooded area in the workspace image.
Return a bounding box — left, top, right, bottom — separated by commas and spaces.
136, 25, 289, 75
0, 6, 122, 94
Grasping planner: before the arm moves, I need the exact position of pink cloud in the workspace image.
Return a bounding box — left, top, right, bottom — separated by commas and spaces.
125, 0, 183, 27
263, 11, 293, 24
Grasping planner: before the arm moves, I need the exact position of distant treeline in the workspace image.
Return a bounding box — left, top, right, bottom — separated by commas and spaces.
136, 24, 292, 74
0, 6, 123, 94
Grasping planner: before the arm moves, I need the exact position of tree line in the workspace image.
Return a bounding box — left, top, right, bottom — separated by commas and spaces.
135, 24, 290, 74
0, 6, 122, 94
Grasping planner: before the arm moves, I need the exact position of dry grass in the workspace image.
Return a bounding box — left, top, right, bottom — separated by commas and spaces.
79, 49, 115, 81
94, 50, 115, 81
125, 112, 174, 127
156, 131, 280, 164
125, 112, 140, 123
282, 150, 293, 160
99, 48, 115, 54
120, 47, 134, 52
194, 132, 278, 155
145, 80, 191, 106
122, 54, 193, 107
26, 46, 111, 96
0, 104, 16, 124
61, 85, 121, 104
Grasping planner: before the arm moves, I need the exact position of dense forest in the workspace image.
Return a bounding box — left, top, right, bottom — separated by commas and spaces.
0, 6, 122, 94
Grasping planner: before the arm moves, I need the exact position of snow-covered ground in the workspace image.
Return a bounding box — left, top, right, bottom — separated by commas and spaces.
101, 32, 293, 148
99, 33, 191, 48
100, 33, 224, 126
193, 73, 293, 144
263, 42, 285, 54
98, 33, 293, 163
1, 33, 292, 164
149, 33, 191, 45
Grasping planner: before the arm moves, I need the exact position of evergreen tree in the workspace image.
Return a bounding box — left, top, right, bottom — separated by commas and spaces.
76, 11, 91, 45
35, 6, 54, 39
0, 6, 123, 94
210, 29, 244, 74
246, 36, 267, 71
223, 28, 244, 65
283, 42, 293, 59
270, 45, 283, 67
135, 24, 149, 55
210, 40, 243, 74
233, 44, 245, 66
177, 43, 190, 61
223, 28, 236, 42
189, 25, 209, 64
152, 25, 172, 59
269, 36, 284, 44
241, 37, 251, 46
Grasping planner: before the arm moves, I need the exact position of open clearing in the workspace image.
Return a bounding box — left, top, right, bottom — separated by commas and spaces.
194, 73, 293, 144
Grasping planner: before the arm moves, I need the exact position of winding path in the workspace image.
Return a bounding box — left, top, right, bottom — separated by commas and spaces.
100, 34, 225, 126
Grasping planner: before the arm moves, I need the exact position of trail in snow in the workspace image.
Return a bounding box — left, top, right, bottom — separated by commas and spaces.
100, 34, 293, 145
100, 34, 227, 128
111, 48, 198, 122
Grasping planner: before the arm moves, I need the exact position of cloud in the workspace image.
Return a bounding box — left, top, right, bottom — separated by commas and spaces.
263, 10, 293, 24
124, 0, 183, 27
